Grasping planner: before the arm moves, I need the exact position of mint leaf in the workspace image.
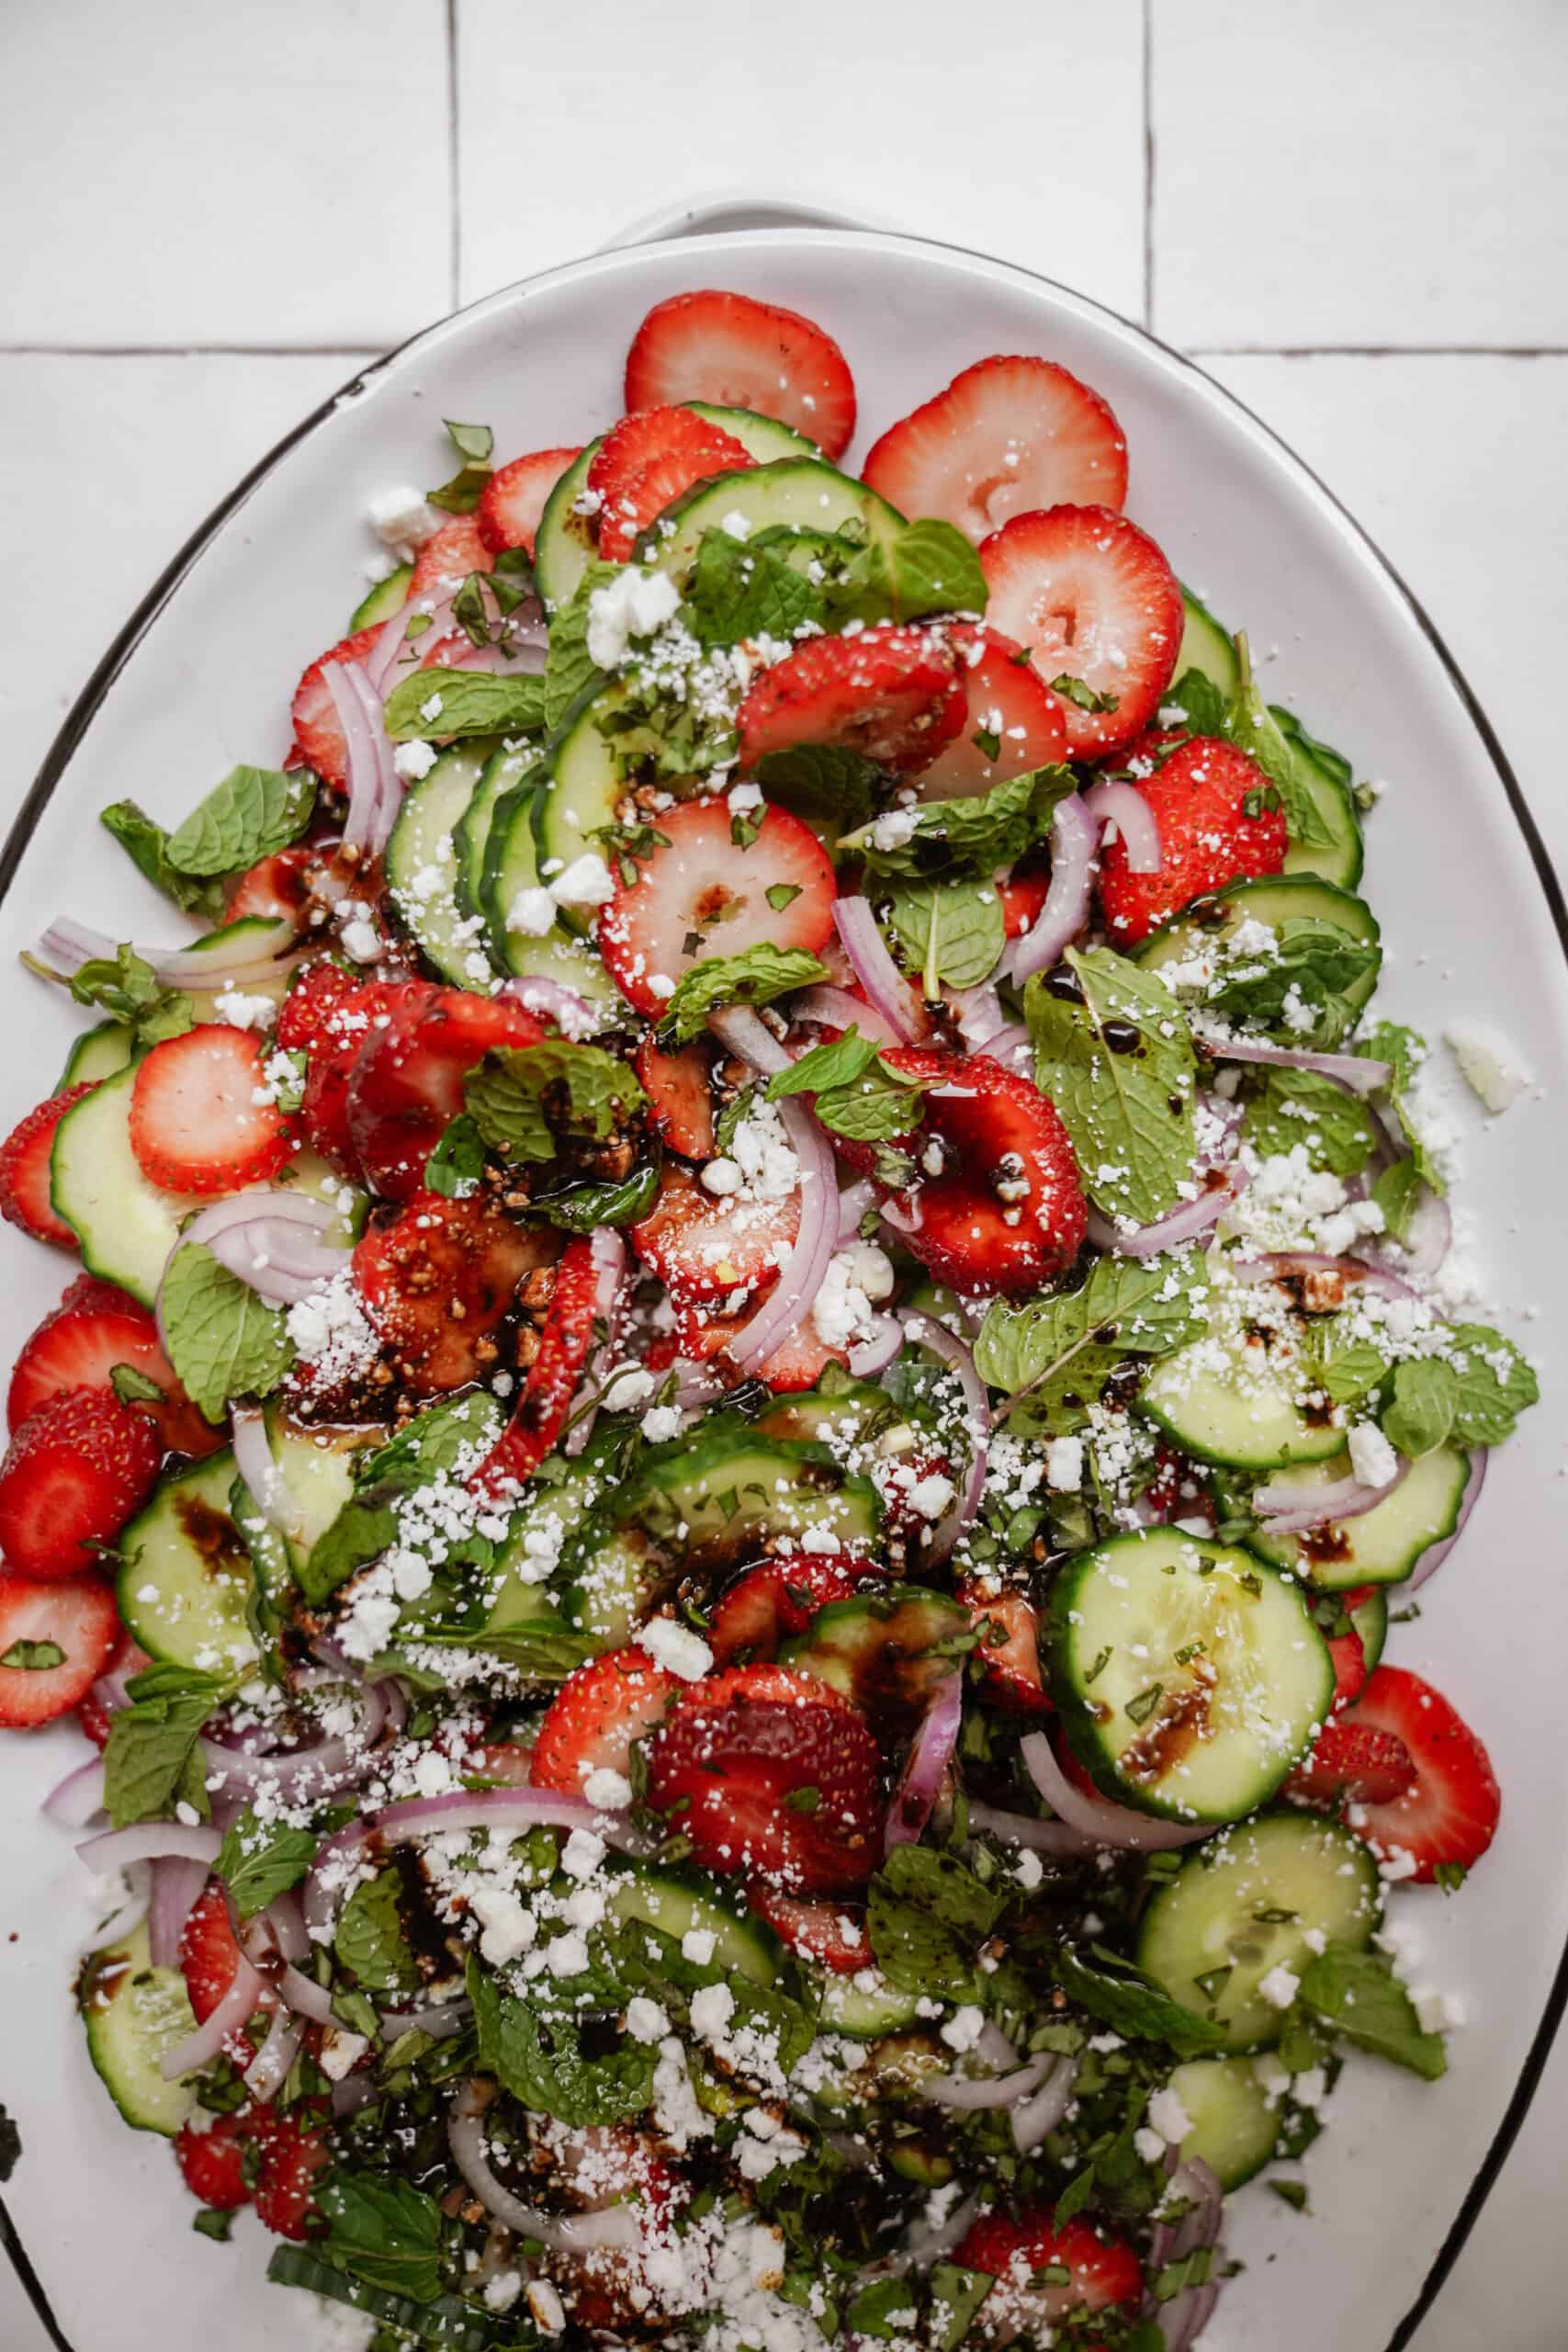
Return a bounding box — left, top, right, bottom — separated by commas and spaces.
976, 1252, 1209, 1433
382, 668, 547, 741
1298, 1947, 1447, 2079
886, 878, 1005, 990
423, 1113, 486, 1199
1380, 1360, 1457, 1460
543, 559, 620, 733
529, 1159, 660, 1234
99, 802, 227, 920
416, 1620, 599, 1680
659, 945, 829, 1046
1302, 1322, 1389, 1408
302, 1394, 504, 1606
1205, 920, 1381, 1050
299, 1500, 399, 1609
317, 2170, 446, 2304
867, 1847, 1004, 2001
752, 743, 886, 832
468, 1959, 658, 2126
1443, 1321, 1540, 1445
444, 420, 493, 465
1357, 1021, 1446, 1194
266, 2248, 493, 2348
110, 1363, 166, 1407
1371, 1154, 1423, 1242
426, 430, 493, 516
165, 766, 316, 879
815, 1067, 929, 1143
1052, 1947, 1228, 2059
928, 2266, 995, 2352
686, 528, 822, 648
766, 1028, 882, 1099
61, 944, 194, 1053
464, 1040, 645, 1165
216, 1808, 318, 1921
102, 1666, 231, 1828
160, 1243, 294, 1422
1242, 1066, 1377, 1175
1221, 633, 1328, 848
1052, 673, 1119, 716
335, 1868, 420, 1993
1163, 668, 1227, 734
1024, 945, 1198, 1223
876, 518, 988, 623
842, 766, 1075, 881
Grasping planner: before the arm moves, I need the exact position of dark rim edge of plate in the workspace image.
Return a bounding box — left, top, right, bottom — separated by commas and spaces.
3, 227, 1562, 2352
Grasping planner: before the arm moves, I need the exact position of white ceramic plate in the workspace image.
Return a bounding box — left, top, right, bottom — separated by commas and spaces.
3, 223, 1565, 2352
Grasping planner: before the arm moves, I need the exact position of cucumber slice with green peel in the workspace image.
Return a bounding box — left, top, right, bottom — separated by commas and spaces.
118, 1452, 257, 1672
1139, 1310, 1346, 1475
1273, 713, 1364, 891
1175, 588, 1240, 698
1137, 1813, 1381, 2051
483, 770, 623, 1010
477, 1449, 612, 1630
753, 1374, 905, 1449
1222, 1446, 1472, 1590
185, 914, 299, 1021
1166, 2056, 1281, 2189
637, 458, 906, 586
782, 1591, 969, 1724
350, 563, 412, 631
277, 1143, 368, 1243
1351, 1586, 1388, 1673
818, 1975, 925, 2040
456, 742, 529, 925
533, 681, 634, 928
265, 1414, 376, 1577
1048, 1530, 1332, 1824
57, 1018, 134, 1089
535, 441, 603, 612
79, 1922, 201, 2135
683, 403, 820, 463
561, 1526, 671, 1648
605, 1863, 781, 1986
384, 738, 500, 988
51, 1060, 187, 1306
613, 1418, 881, 1566
1134, 873, 1382, 1024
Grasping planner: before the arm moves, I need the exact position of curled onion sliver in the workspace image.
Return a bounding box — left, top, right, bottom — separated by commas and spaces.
832, 897, 924, 1042
897, 1311, 990, 1566
885, 1674, 963, 1854
1405, 1447, 1486, 1591
1012, 2055, 1077, 2152
43, 1755, 107, 1829
1020, 1732, 1213, 1853
448, 2082, 639, 2251
1254, 1457, 1408, 1534
231, 1404, 306, 1542
160, 1954, 270, 2081
148, 1853, 210, 1971
964, 1798, 1100, 1857
1081, 778, 1162, 874
36, 916, 298, 992
244, 2007, 301, 2105
82, 1862, 152, 1955
77, 1823, 222, 1874
1085, 1160, 1249, 1260
1205, 1036, 1391, 1097
795, 985, 904, 1047
728, 1099, 838, 1375
925, 2051, 1055, 2112
847, 1314, 903, 1376
706, 1001, 795, 1078
563, 1229, 627, 1459
1008, 795, 1096, 984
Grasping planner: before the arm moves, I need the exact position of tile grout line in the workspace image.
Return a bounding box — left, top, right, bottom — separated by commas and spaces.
1141, 0, 1154, 333
446, 0, 461, 311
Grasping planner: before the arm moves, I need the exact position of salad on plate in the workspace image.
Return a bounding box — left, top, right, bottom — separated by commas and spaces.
0, 283, 1540, 2352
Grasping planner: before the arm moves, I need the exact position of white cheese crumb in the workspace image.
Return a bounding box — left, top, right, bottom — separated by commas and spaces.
505, 886, 557, 936
393, 738, 439, 782
1348, 1421, 1399, 1488
636, 1617, 714, 1681
1258, 1964, 1301, 2011
1045, 1435, 1085, 1491
547, 853, 616, 908
1445, 1023, 1529, 1115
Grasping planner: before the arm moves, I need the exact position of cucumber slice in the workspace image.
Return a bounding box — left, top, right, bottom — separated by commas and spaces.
683, 403, 820, 463
1048, 1530, 1332, 1824
753, 1374, 905, 1448
483, 766, 622, 1011
1134, 874, 1382, 1024
277, 1144, 367, 1243
1175, 588, 1239, 697
818, 1975, 924, 2040
1136, 1813, 1380, 2051
1232, 1445, 1471, 1590
384, 738, 499, 988
1273, 709, 1364, 891
266, 1414, 375, 1577
614, 1419, 881, 1566
58, 1018, 134, 1089
637, 458, 905, 586
350, 563, 412, 631
186, 915, 298, 1022
534, 682, 630, 926
783, 1591, 969, 1722
535, 441, 603, 612
118, 1452, 258, 1672
1353, 1587, 1388, 1673
79, 1921, 200, 2135
51, 1060, 187, 1307
1166, 2056, 1281, 2189
455, 742, 527, 924
606, 1863, 780, 1986
561, 1527, 671, 1648
1138, 1283, 1346, 1473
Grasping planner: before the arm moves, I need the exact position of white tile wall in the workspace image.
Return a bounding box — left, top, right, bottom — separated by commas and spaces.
0, 3, 1564, 2346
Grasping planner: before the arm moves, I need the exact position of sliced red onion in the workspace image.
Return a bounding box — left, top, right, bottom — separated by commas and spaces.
43, 1754, 107, 1828
847, 1314, 903, 1376
1149, 2156, 1224, 2269
231, 1405, 306, 1542
1012, 2055, 1077, 2152
36, 915, 297, 991
965, 1798, 1100, 1856
330, 661, 400, 858
706, 1001, 795, 1078
885, 1674, 963, 1854
499, 975, 597, 1035
82, 1862, 152, 1954
832, 897, 924, 1042
200, 1681, 388, 1804
897, 1312, 989, 1566
380, 1993, 474, 2042
728, 1100, 839, 1375
951, 982, 1004, 1050
1008, 795, 1096, 984
448, 2084, 639, 2252
673, 1361, 728, 1408
926, 2051, 1056, 2111
836, 1177, 877, 1243
1085, 1161, 1249, 1261
1158, 2280, 1222, 2352
1254, 1457, 1409, 1534
78, 1823, 222, 1874
1230, 1250, 1422, 1308
160, 1954, 270, 2081
207, 1221, 351, 1307
1021, 1732, 1213, 1853
270, 1964, 337, 2027
795, 984, 904, 1048
869, 2189, 982, 2279
1206, 1036, 1391, 1097
1405, 1447, 1486, 1592
367, 605, 415, 695
1356, 1184, 1452, 1283
1082, 779, 1162, 874
244, 2006, 301, 2105
158, 1192, 345, 1343
148, 1853, 210, 1971
564, 1231, 627, 1459
971, 1020, 1032, 1070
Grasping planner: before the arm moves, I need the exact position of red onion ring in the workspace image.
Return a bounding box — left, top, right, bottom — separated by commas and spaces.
1206, 1037, 1391, 1097
885, 1674, 963, 1853
35, 915, 298, 991
1085, 1161, 1249, 1261
869, 2189, 983, 2279
156, 1192, 345, 1346
832, 897, 924, 1042
78, 1823, 222, 1874
380, 1993, 473, 2042
1405, 1447, 1486, 1591
897, 1312, 990, 1566
148, 1853, 211, 1971
706, 1001, 795, 1078
1158, 2280, 1223, 2352
925, 2050, 1056, 2111
1229, 1250, 1422, 1308
563, 1229, 628, 1459
951, 982, 1004, 1050
448, 2082, 639, 2252
964, 1798, 1100, 1856
1021, 1732, 1213, 1852
1008, 795, 1097, 984
1356, 1184, 1452, 1283
1082, 779, 1162, 873
367, 605, 415, 695
199, 1680, 389, 1804
1146, 2156, 1225, 2351
332, 2072, 378, 2119
847, 1315, 903, 1376
728, 1100, 839, 1376
499, 974, 596, 1035
43, 1754, 107, 1828
231, 1405, 306, 1541
244, 2006, 301, 2104
795, 984, 905, 1047
329, 661, 395, 857
160, 1952, 270, 2080
1254, 1457, 1409, 1534
82, 1862, 152, 1954
1011, 2055, 1077, 2152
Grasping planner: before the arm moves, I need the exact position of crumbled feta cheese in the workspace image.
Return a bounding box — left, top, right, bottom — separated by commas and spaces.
1045, 1435, 1085, 1491
1348, 1420, 1399, 1489
1146, 2086, 1193, 2145
585, 566, 682, 669
393, 738, 439, 782
1258, 1964, 1301, 2011
505, 885, 557, 936
547, 852, 616, 907
367, 484, 440, 561
583, 1767, 633, 1809
640, 1404, 685, 1443
212, 987, 276, 1031
637, 1617, 714, 1681
1446, 1023, 1529, 1115
339, 919, 381, 965
626, 1996, 671, 2043
1410, 1984, 1468, 2034
939, 2005, 986, 2053
682, 1928, 717, 1967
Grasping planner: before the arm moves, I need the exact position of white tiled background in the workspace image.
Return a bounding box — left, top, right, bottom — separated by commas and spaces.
1, 1, 1564, 2344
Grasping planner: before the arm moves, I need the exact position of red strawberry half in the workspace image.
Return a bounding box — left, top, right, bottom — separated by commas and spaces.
587, 407, 754, 563
599, 797, 836, 1019
225, 846, 316, 924
625, 288, 855, 459
1339, 1664, 1502, 1883
863, 355, 1128, 543
0, 1385, 161, 1578
737, 623, 966, 779
247, 2104, 330, 2240
634, 1035, 717, 1160
630, 1161, 801, 1305
477, 445, 583, 557
1099, 733, 1289, 946
345, 985, 547, 1201
178, 1882, 246, 2028
129, 1025, 293, 1196
469, 1237, 601, 1496
914, 623, 1070, 800
959, 1580, 1053, 1717
0, 1574, 120, 1727
354, 1191, 544, 1395
8, 1276, 218, 1457
670, 1295, 848, 1394
289, 623, 383, 792
0, 1082, 94, 1250
707, 1557, 864, 1668
979, 504, 1184, 761
531, 1645, 679, 1797
174, 2111, 252, 2211
954, 2205, 1143, 2331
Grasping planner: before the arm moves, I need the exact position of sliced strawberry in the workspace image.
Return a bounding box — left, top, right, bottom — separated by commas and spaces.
9, 1276, 218, 1457
174, 2111, 252, 2211
863, 356, 1128, 543
959, 1580, 1052, 1717
276, 957, 364, 1055
599, 798, 835, 1018
586, 407, 755, 563
845, 1047, 1087, 1296
1285, 1718, 1416, 1810
645, 1663, 882, 1893
353, 1191, 544, 1395
624, 289, 854, 459
1098, 732, 1290, 945
671, 1294, 847, 1392
285, 967, 412, 1181
0, 1574, 119, 1726
129, 1026, 293, 1196
477, 445, 583, 557
630, 1162, 800, 1303
409, 514, 493, 608
707, 1557, 863, 1668
530, 1645, 679, 1797
634, 1034, 716, 1159
76, 1688, 111, 1748
1339, 1664, 1502, 1883
0, 1083, 94, 1249
978, 505, 1184, 762
914, 623, 1070, 800
179, 1882, 244, 2026
248, 2104, 329, 2240
1326, 1625, 1369, 1713
0, 1385, 161, 1578
289, 623, 383, 792
465, 1739, 535, 1787
954, 2205, 1143, 2330
345, 986, 547, 1201
998, 860, 1050, 941
747, 1884, 870, 1974
225, 846, 316, 924
469, 1237, 600, 1496
737, 623, 966, 779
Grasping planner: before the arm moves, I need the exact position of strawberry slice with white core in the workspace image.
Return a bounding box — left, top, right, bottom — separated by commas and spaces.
0, 1083, 94, 1249
624, 288, 855, 459
737, 623, 967, 778
477, 445, 583, 556
129, 1026, 292, 1196
912, 622, 1070, 799
979, 503, 1185, 762
862, 356, 1128, 543
1339, 1664, 1502, 1883
630, 1154, 801, 1303
289, 623, 383, 792
409, 514, 493, 607
0, 1575, 120, 1727
598, 797, 836, 1018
